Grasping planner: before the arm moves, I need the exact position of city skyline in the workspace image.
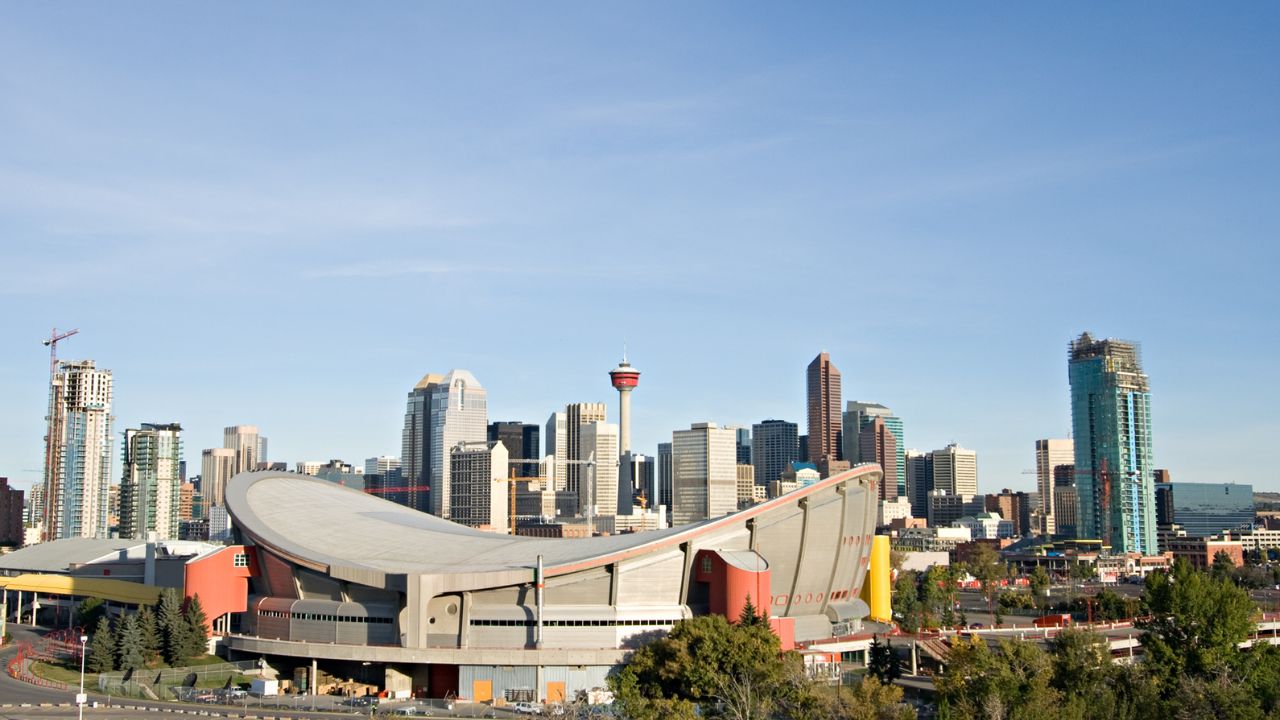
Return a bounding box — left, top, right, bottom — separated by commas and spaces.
1, 4, 1277, 494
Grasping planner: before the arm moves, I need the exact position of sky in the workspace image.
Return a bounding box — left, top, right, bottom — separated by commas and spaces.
1, 3, 1277, 495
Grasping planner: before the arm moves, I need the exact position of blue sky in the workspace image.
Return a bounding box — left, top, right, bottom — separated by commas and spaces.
1, 3, 1277, 494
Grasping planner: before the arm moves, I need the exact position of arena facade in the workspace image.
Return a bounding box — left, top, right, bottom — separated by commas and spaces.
207, 464, 881, 702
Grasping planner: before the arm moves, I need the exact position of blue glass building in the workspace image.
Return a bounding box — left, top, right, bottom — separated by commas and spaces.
1068, 333, 1156, 554
1170, 482, 1255, 538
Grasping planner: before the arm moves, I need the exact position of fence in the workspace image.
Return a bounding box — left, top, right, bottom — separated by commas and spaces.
97, 659, 258, 700
4, 626, 85, 691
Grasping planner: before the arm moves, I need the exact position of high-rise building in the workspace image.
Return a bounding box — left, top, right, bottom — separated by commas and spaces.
178, 481, 197, 522
402, 372, 444, 512
671, 423, 737, 526
618, 452, 655, 515
656, 442, 672, 510
1054, 485, 1079, 538
751, 420, 799, 487
0, 478, 24, 547
364, 456, 401, 477
578, 421, 619, 522
487, 422, 540, 478
201, 448, 235, 508
985, 488, 1032, 537
449, 441, 509, 531
736, 464, 756, 509
842, 402, 906, 496
905, 449, 933, 519
1034, 439, 1074, 535
805, 353, 841, 465
119, 423, 183, 540
565, 402, 607, 500
545, 412, 568, 491
1068, 332, 1156, 554
255, 436, 269, 468
858, 416, 899, 501
42, 360, 113, 540
1169, 482, 1255, 538
932, 444, 978, 497
223, 425, 260, 477
428, 370, 489, 518
608, 358, 641, 454
732, 427, 752, 466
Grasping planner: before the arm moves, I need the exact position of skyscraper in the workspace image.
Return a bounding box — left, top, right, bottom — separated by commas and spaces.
932, 444, 978, 496
579, 421, 619, 523
1034, 439, 1074, 535
364, 456, 401, 477
671, 423, 737, 526
858, 416, 899, 501
487, 422, 540, 478
545, 411, 568, 491
402, 372, 444, 512
119, 423, 183, 540
608, 358, 641, 454
805, 353, 841, 465
656, 442, 672, 510
904, 449, 933, 519
448, 441, 509, 531
618, 452, 655, 515
42, 360, 113, 540
223, 425, 260, 477
751, 419, 799, 487
200, 448, 235, 508
1068, 332, 1156, 554
842, 402, 906, 496
732, 427, 751, 466
0, 478, 24, 548
565, 402, 607, 499
428, 370, 489, 518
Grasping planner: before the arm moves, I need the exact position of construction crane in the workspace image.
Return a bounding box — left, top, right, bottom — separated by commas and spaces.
508, 456, 600, 536
40, 327, 79, 542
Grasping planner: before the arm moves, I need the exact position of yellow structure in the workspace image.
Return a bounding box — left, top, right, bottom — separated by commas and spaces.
0, 573, 161, 605
859, 534, 892, 623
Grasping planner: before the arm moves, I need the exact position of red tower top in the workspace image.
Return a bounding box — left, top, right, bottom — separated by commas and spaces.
609, 359, 641, 389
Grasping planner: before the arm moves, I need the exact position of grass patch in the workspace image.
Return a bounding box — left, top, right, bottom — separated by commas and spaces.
30, 660, 94, 686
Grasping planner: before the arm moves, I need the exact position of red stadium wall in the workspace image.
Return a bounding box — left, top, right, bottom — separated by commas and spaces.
184, 545, 256, 632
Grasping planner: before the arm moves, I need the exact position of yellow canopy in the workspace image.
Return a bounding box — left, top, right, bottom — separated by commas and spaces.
0, 573, 162, 605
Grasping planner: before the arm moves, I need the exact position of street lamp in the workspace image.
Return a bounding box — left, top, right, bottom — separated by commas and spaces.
77, 633, 89, 720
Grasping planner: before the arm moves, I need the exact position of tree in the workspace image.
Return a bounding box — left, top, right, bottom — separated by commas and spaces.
892, 571, 924, 633
75, 597, 107, 630
115, 612, 146, 672
182, 595, 210, 660
1029, 566, 1051, 611
136, 605, 160, 664
867, 637, 901, 684
87, 616, 116, 674
1211, 551, 1236, 582
838, 675, 916, 720
935, 636, 1060, 720
157, 587, 189, 666
608, 614, 804, 720
1139, 559, 1258, 684
738, 594, 766, 627
966, 544, 1007, 626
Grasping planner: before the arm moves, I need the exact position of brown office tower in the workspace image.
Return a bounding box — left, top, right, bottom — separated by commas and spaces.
858, 417, 899, 501
806, 352, 842, 466
0, 477, 24, 547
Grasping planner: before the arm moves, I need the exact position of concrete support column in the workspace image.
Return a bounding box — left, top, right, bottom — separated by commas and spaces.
16, 591, 22, 626
311, 659, 318, 697
384, 666, 412, 697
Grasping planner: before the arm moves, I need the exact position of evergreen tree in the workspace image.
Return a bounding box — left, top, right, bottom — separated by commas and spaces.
87, 616, 116, 674
737, 594, 765, 627
182, 594, 210, 660
136, 605, 160, 664
157, 587, 188, 666
115, 613, 146, 672
75, 597, 107, 630
868, 636, 902, 684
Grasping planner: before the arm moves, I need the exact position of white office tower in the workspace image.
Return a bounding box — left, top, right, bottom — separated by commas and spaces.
120, 423, 183, 540
579, 421, 620, 525
932, 443, 978, 496
365, 456, 401, 476
1035, 438, 1074, 535
42, 360, 114, 540
449, 441, 509, 532
545, 411, 568, 491
223, 425, 260, 476
428, 370, 488, 518
565, 402, 607, 499
208, 504, 232, 542
201, 448, 235, 508
617, 452, 655, 515
296, 461, 323, 476
671, 422, 737, 526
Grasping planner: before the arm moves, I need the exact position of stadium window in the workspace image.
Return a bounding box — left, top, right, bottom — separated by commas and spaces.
233, 553, 248, 568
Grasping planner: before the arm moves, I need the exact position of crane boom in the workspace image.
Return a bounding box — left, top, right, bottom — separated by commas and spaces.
40, 327, 79, 542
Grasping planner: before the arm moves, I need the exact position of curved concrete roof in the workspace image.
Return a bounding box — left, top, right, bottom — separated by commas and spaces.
226, 464, 882, 581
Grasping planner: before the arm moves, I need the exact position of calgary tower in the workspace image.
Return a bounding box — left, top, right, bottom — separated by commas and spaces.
608, 354, 641, 453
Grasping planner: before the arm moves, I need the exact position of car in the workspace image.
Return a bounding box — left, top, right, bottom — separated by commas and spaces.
389, 707, 428, 716
343, 696, 378, 707
511, 702, 544, 715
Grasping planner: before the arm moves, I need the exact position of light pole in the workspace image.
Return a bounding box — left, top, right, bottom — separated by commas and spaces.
77, 633, 88, 720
